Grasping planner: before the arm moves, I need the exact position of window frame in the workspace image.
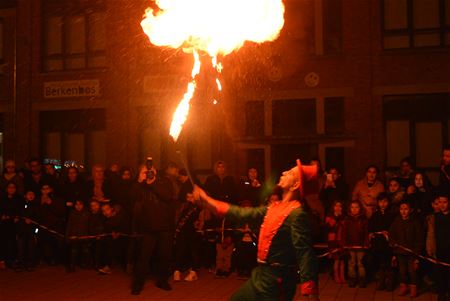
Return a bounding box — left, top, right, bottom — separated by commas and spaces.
381, 0, 450, 49
383, 94, 449, 171
41, 1, 107, 72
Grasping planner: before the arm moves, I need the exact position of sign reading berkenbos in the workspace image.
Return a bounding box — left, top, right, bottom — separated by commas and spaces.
44, 80, 100, 98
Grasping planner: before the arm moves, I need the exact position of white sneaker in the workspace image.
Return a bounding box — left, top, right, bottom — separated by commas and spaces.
98, 265, 111, 275
173, 270, 182, 281
184, 270, 198, 282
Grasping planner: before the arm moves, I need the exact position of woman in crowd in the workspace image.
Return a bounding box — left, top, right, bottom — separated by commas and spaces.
406, 171, 434, 219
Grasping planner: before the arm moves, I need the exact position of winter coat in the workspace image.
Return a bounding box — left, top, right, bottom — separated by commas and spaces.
342, 214, 369, 247
66, 208, 90, 237
132, 177, 175, 233
204, 174, 238, 205
88, 212, 105, 235
368, 209, 395, 252
59, 179, 89, 204
17, 200, 38, 236
389, 215, 424, 255
352, 179, 384, 217
36, 196, 65, 233
434, 211, 450, 257
425, 214, 436, 257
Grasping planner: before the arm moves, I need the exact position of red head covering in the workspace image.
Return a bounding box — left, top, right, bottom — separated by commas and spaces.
296, 159, 319, 198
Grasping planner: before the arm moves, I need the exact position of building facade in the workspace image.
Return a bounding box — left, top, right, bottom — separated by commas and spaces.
0, 0, 449, 185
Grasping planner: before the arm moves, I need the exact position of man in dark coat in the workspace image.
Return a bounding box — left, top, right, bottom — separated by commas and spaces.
131, 164, 175, 295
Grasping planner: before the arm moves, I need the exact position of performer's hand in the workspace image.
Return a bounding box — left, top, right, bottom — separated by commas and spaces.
192, 185, 208, 202
251, 179, 261, 187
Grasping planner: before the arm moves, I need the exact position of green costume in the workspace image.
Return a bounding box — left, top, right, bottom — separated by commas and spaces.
216, 200, 319, 301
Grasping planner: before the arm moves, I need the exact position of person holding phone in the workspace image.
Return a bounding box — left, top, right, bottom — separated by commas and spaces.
319, 167, 349, 215
130, 162, 175, 295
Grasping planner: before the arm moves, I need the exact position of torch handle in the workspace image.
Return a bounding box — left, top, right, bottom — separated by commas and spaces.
176, 150, 195, 186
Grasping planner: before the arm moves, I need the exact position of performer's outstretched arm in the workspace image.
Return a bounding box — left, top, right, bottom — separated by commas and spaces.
192, 185, 266, 223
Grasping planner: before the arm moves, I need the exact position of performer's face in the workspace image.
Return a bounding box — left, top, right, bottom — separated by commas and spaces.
278, 166, 299, 190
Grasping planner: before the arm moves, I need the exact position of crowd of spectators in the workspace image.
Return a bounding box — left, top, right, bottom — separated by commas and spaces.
0, 145, 449, 299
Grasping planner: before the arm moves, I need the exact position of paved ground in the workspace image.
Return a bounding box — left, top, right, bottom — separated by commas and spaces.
0, 266, 438, 301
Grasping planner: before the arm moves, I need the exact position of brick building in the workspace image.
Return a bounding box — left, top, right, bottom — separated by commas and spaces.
0, 0, 449, 186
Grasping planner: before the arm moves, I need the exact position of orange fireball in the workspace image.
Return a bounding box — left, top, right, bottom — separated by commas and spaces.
141, 0, 285, 141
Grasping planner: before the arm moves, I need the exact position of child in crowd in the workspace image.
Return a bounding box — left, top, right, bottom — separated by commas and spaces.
0, 182, 23, 269
389, 200, 423, 297
16, 190, 38, 271
325, 200, 345, 284
425, 197, 440, 258
88, 199, 105, 269
342, 200, 369, 288
36, 184, 65, 265
98, 203, 129, 275
369, 193, 395, 291
215, 235, 234, 278
65, 200, 90, 272
173, 193, 202, 282
429, 195, 450, 301
201, 209, 219, 271
423, 197, 441, 291
387, 178, 405, 214
234, 200, 257, 279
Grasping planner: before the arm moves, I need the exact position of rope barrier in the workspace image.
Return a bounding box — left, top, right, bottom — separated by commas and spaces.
3, 216, 450, 267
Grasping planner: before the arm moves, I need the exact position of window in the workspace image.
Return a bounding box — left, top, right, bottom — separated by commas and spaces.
282, 0, 315, 54
272, 99, 316, 136
40, 109, 106, 168
42, 0, 107, 71
324, 97, 345, 133
382, 0, 450, 49
325, 147, 345, 174
245, 101, 264, 137
323, 0, 343, 54
383, 94, 450, 183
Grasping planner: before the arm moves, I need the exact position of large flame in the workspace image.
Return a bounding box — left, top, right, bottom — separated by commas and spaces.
169, 51, 201, 141
141, 0, 285, 141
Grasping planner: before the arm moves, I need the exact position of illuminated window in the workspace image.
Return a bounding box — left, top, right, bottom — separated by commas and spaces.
382, 0, 450, 49
42, 1, 107, 71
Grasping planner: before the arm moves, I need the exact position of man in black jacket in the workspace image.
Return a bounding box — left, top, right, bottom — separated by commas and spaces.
131, 164, 175, 295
